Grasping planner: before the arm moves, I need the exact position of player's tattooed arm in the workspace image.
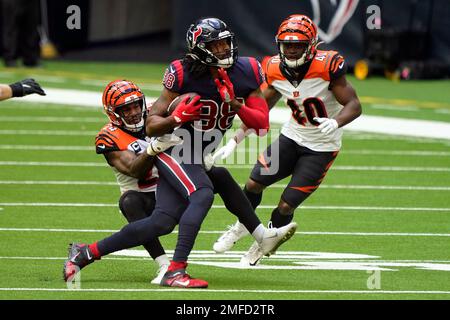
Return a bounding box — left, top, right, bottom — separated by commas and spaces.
330, 75, 362, 127
105, 150, 154, 180
146, 88, 180, 137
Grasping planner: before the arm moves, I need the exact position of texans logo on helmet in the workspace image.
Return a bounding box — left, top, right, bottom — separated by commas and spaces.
192, 26, 202, 44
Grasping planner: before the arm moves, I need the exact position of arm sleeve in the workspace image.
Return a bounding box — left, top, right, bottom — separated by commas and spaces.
237, 95, 269, 135
162, 60, 184, 92
328, 53, 347, 81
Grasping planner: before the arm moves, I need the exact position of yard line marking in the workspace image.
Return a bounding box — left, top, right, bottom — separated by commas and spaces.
0, 116, 104, 123
0, 145, 93, 151
0, 161, 106, 167
0, 180, 117, 186
1, 161, 449, 172
0, 130, 97, 136
2, 144, 449, 156
0, 202, 449, 211
0, 287, 449, 294
0, 180, 448, 191
340, 150, 450, 156
224, 165, 450, 172
0, 227, 449, 237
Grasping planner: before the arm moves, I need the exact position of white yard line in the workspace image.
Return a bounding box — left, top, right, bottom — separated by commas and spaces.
2, 144, 449, 156
0, 161, 105, 167
1, 161, 449, 172
0, 287, 448, 294
0, 130, 97, 136
0, 116, 104, 123
0, 202, 448, 211
0, 180, 449, 191
223, 165, 450, 172
0, 227, 448, 237
0, 145, 93, 151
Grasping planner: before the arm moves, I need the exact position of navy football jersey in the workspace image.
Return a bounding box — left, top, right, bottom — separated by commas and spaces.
162, 57, 264, 154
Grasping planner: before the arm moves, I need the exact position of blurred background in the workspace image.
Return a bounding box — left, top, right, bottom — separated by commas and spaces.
0, 0, 449, 79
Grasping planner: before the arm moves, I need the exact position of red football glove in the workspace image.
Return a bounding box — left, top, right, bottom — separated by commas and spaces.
171, 95, 203, 124
214, 68, 235, 103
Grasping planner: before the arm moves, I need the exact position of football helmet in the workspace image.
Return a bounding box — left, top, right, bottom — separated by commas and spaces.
186, 17, 237, 68
102, 79, 147, 132
276, 14, 319, 69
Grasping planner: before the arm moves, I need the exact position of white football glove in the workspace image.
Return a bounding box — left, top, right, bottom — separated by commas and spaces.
147, 134, 183, 156
203, 153, 215, 172
212, 139, 237, 161
313, 117, 339, 135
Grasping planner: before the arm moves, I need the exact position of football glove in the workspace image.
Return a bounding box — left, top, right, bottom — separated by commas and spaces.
147, 134, 183, 156
313, 117, 339, 135
9, 78, 46, 97
212, 139, 237, 161
203, 153, 215, 172
171, 95, 203, 124
214, 68, 235, 103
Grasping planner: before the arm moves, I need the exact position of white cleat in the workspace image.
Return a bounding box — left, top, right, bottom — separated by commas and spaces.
240, 222, 298, 266
213, 221, 249, 253
150, 263, 169, 285
240, 241, 263, 266
259, 222, 297, 256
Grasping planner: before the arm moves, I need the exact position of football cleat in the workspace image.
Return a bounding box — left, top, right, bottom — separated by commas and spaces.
213, 220, 249, 253
63, 243, 96, 282
259, 222, 297, 256
240, 241, 264, 266
240, 222, 298, 266
160, 268, 208, 288
150, 263, 169, 285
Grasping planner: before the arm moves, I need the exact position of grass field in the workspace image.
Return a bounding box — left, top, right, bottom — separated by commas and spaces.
0, 61, 449, 300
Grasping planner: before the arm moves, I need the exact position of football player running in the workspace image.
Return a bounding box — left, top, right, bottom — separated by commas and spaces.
213, 15, 362, 266
63, 18, 297, 289
0, 78, 45, 101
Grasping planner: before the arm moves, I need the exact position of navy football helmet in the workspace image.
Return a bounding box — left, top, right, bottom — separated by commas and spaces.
186, 17, 238, 68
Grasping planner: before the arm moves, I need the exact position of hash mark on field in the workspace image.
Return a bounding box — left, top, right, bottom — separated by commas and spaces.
0, 227, 449, 237
1, 202, 449, 212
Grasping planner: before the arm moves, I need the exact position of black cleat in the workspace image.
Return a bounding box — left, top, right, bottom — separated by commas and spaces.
63, 243, 96, 282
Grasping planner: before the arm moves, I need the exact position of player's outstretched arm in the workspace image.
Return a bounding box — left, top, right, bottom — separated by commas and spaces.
0, 84, 13, 101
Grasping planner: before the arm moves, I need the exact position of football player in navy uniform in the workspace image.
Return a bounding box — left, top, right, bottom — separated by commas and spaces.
63, 18, 297, 289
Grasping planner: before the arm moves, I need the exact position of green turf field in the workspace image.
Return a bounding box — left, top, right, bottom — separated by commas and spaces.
0, 61, 449, 300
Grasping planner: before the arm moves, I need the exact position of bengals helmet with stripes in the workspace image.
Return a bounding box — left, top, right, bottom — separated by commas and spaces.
102, 79, 146, 132
276, 14, 319, 69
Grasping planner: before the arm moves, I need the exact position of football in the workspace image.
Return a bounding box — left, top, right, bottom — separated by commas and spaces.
167, 92, 200, 115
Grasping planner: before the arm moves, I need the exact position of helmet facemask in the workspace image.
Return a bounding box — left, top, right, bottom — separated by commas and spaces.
278, 40, 315, 69
114, 97, 147, 133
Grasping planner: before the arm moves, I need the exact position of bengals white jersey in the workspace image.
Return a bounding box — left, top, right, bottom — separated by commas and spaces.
264, 50, 347, 151
95, 124, 158, 194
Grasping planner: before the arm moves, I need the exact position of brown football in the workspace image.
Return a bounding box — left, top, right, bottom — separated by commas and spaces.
167, 92, 200, 115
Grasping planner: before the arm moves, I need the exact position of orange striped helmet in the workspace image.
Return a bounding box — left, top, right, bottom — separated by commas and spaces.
276, 14, 319, 68
102, 79, 146, 132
